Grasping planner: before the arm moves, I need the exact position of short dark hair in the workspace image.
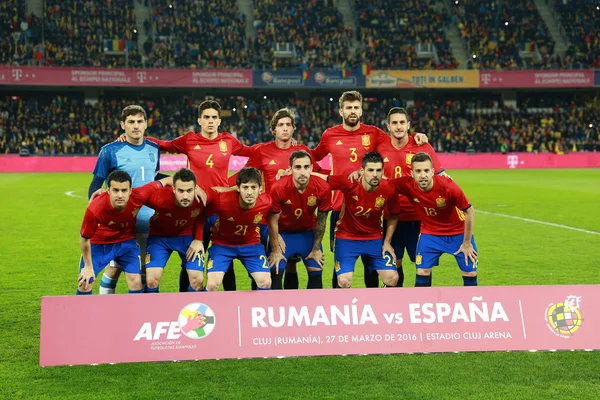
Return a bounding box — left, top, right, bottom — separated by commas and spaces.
387, 107, 410, 122
121, 105, 147, 122
339, 91, 363, 109
411, 152, 433, 166
362, 151, 384, 168
270, 108, 296, 132
289, 150, 312, 167
198, 100, 221, 118
173, 168, 197, 187
107, 170, 132, 188
236, 167, 262, 187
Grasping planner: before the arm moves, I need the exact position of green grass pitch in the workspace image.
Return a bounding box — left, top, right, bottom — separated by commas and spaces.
1, 169, 599, 399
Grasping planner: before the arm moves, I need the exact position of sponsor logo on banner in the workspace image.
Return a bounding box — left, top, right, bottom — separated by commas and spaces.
260, 71, 303, 86
179, 303, 216, 339
367, 70, 479, 88
313, 71, 359, 87
480, 70, 594, 88
545, 295, 583, 338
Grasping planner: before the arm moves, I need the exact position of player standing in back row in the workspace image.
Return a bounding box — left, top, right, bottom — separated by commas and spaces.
147, 100, 255, 292
88, 105, 160, 294
312, 91, 428, 288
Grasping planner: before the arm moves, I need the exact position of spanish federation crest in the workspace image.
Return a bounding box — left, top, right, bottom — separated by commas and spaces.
132, 207, 140, 217
405, 153, 414, 165
307, 195, 317, 207
436, 197, 446, 207
219, 140, 228, 153
361, 135, 371, 147
253, 213, 263, 224
375, 196, 385, 209
191, 209, 200, 218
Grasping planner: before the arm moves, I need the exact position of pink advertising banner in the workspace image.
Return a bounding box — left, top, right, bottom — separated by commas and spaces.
0, 66, 252, 87
3, 153, 598, 173
40, 285, 598, 366
479, 70, 594, 88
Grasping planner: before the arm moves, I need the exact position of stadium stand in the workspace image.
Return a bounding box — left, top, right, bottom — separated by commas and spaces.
2, 94, 597, 155
252, 0, 352, 70
41, 0, 141, 67
551, 0, 600, 69
149, 0, 250, 68
455, 0, 555, 70
355, 0, 458, 70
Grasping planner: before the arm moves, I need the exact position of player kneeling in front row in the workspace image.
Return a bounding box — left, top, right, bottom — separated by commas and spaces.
314, 152, 401, 288
144, 168, 210, 293
390, 152, 478, 287
268, 150, 332, 289
204, 167, 273, 291
78, 170, 172, 295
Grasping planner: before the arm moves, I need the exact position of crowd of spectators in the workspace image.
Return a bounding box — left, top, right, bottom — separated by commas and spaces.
42, 0, 142, 67
355, 0, 458, 70
455, 0, 555, 70
252, 0, 352, 70
0, 1, 42, 66
2, 93, 598, 156
552, 0, 600, 69
148, 0, 251, 69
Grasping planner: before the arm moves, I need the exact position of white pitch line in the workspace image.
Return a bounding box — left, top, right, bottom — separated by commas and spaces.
478, 210, 600, 236
65, 190, 84, 199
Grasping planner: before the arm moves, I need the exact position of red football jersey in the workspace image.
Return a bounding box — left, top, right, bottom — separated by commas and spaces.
147, 132, 252, 187
146, 186, 214, 239
205, 190, 273, 245
377, 135, 444, 221
327, 175, 401, 240
313, 123, 388, 211
270, 175, 332, 232
228, 142, 323, 193
80, 182, 160, 244
391, 176, 471, 236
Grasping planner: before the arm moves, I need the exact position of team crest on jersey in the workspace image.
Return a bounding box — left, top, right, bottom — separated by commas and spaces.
416, 255, 422, 265
374, 196, 385, 209
406, 153, 414, 165
413, 198, 420, 203
149, 153, 155, 163
191, 209, 200, 218
219, 140, 228, 153
361, 135, 370, 147
145, 253, 151, 265
253, 213, 263, 224
207, 259, 214, 270
307, 195, 317, 207
132, 207, 140, 217
335, 260, 341, 272
436, 197, 446, 208
352, 195, 359, 201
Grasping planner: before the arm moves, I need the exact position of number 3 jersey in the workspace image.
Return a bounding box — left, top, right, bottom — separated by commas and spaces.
204, 190, 273, 246
390, 176, 471, 236
327, 176, 401, 241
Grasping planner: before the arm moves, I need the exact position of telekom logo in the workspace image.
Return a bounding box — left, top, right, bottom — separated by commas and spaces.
12, 69, 23, 81
507, 155, 519, 168
481, 73, 491, 85
137, 71, 147, 83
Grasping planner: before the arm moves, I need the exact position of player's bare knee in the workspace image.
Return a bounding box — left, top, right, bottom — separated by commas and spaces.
417, 268, 431, 276
256, 277, 272, 289
189, 275, 204, 291
383, 274, 399, 287
126, 274, 143, 291
462, 271, 477, 277
146, 275, 159, 289
205, 281, 220, 292
337, 276, 352, 288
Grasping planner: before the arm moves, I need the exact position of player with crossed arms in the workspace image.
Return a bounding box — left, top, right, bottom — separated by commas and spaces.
267, 150, 332, 289
390, 152, 478, 287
